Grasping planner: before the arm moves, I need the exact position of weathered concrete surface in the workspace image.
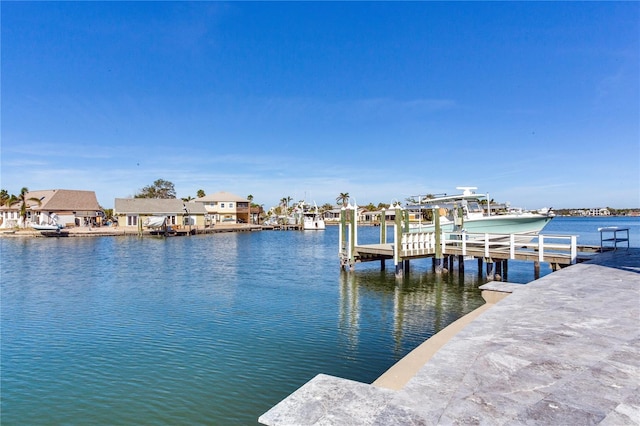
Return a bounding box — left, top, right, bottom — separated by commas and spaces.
260, 249, 640, 425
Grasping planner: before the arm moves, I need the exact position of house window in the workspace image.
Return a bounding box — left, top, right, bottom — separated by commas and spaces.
168, 216, 176, 225
127, 215, 138, 226
221, 203, 225, 208
229, 202, 233, 208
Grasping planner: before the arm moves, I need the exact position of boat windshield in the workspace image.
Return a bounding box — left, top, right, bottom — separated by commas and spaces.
467, 202, 484, 214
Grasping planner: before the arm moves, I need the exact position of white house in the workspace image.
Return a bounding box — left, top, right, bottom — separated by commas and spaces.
0, 189, 102, 228
193, 191, 250, 224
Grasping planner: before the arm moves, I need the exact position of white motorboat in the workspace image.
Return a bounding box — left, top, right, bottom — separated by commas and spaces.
406, 187, 553, 235
31, 223, 65, 231
30, 213, 65, 231
298, 202, 326, 230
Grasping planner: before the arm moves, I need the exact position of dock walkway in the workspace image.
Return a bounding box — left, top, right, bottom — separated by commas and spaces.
353, 232, 586, 265
259, 248, 640, 425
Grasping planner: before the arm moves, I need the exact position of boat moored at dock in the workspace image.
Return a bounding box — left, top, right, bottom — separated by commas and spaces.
300, 202, 325, 230
407, 186, 553, 236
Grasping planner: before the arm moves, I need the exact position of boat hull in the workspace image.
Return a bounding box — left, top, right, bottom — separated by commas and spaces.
31, 224, 65, 231
410, 214, 552, 235
303, 218, 326, 230
457, 215, 553, 234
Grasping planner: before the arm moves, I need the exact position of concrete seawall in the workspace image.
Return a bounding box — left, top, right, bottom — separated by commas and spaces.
260, 249, 640, 425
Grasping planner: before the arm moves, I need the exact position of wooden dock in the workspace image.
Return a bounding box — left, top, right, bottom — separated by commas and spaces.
351, 232, 595, 272
261, 224, 303, 231
338, 204, 592, 278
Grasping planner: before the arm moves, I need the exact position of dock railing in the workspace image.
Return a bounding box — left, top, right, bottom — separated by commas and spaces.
400, 231, 578, 264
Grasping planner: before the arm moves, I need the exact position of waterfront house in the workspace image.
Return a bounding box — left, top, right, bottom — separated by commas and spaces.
323, 208, 344, 224
193, 191, 250, 224
359, 209, 396, 224
114, 198, 209, 231
586, 208, 611, 216
324, 207, 382, 224
0, 189, 102, 229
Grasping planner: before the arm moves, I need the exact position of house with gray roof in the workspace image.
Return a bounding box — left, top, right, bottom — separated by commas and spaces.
0, 189, 101, 229
114, 198, 209, 232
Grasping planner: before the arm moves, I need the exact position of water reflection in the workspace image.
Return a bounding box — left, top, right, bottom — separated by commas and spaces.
338, 265, 486, 361
1, 230, 491, 425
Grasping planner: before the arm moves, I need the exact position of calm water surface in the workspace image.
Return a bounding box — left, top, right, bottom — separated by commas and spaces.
1, 217, 637, 424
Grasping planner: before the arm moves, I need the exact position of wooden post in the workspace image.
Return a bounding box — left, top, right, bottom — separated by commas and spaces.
503, 259, 508, 281
349, 205, 356, 269
378, 208, 387, 269
403, 209, 410, 233
394, 203, 403, 278
534, 261, 540, 279
434, 207, 443, 273
339, 207, 347, 269
458, 255, 465, 274
353, 202, 359, 247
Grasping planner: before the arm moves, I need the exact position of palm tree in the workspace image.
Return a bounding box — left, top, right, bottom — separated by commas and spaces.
197, 189, 206, 198
0, 189, 9, 206
336, 192, 350, 207
320, 203, 333, 213
102, 208, 114, 221
182, 196, 195, 202
280, 196, 292, 213
6, 187, 42, 227
363, 203, 377, 211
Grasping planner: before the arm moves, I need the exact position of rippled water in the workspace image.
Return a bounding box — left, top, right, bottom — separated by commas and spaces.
1, 217, 635, 424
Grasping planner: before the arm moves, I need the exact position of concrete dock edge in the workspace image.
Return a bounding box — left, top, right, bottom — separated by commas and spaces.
259, 249, 640, 425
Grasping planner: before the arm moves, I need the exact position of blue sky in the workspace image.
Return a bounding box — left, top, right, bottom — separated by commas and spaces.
2, 2, 638, 210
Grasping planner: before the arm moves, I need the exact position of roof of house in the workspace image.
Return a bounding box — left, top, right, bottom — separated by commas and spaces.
195, 191, 248, 203
1, 189, 101, 211
114, 198, 208, 214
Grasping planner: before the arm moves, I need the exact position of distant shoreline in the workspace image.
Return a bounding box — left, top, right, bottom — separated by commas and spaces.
0, 224, 262, 238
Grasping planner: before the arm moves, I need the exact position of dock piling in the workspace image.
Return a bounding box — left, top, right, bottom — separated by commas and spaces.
394, 203, 403, 278
434, 207, 443, 274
